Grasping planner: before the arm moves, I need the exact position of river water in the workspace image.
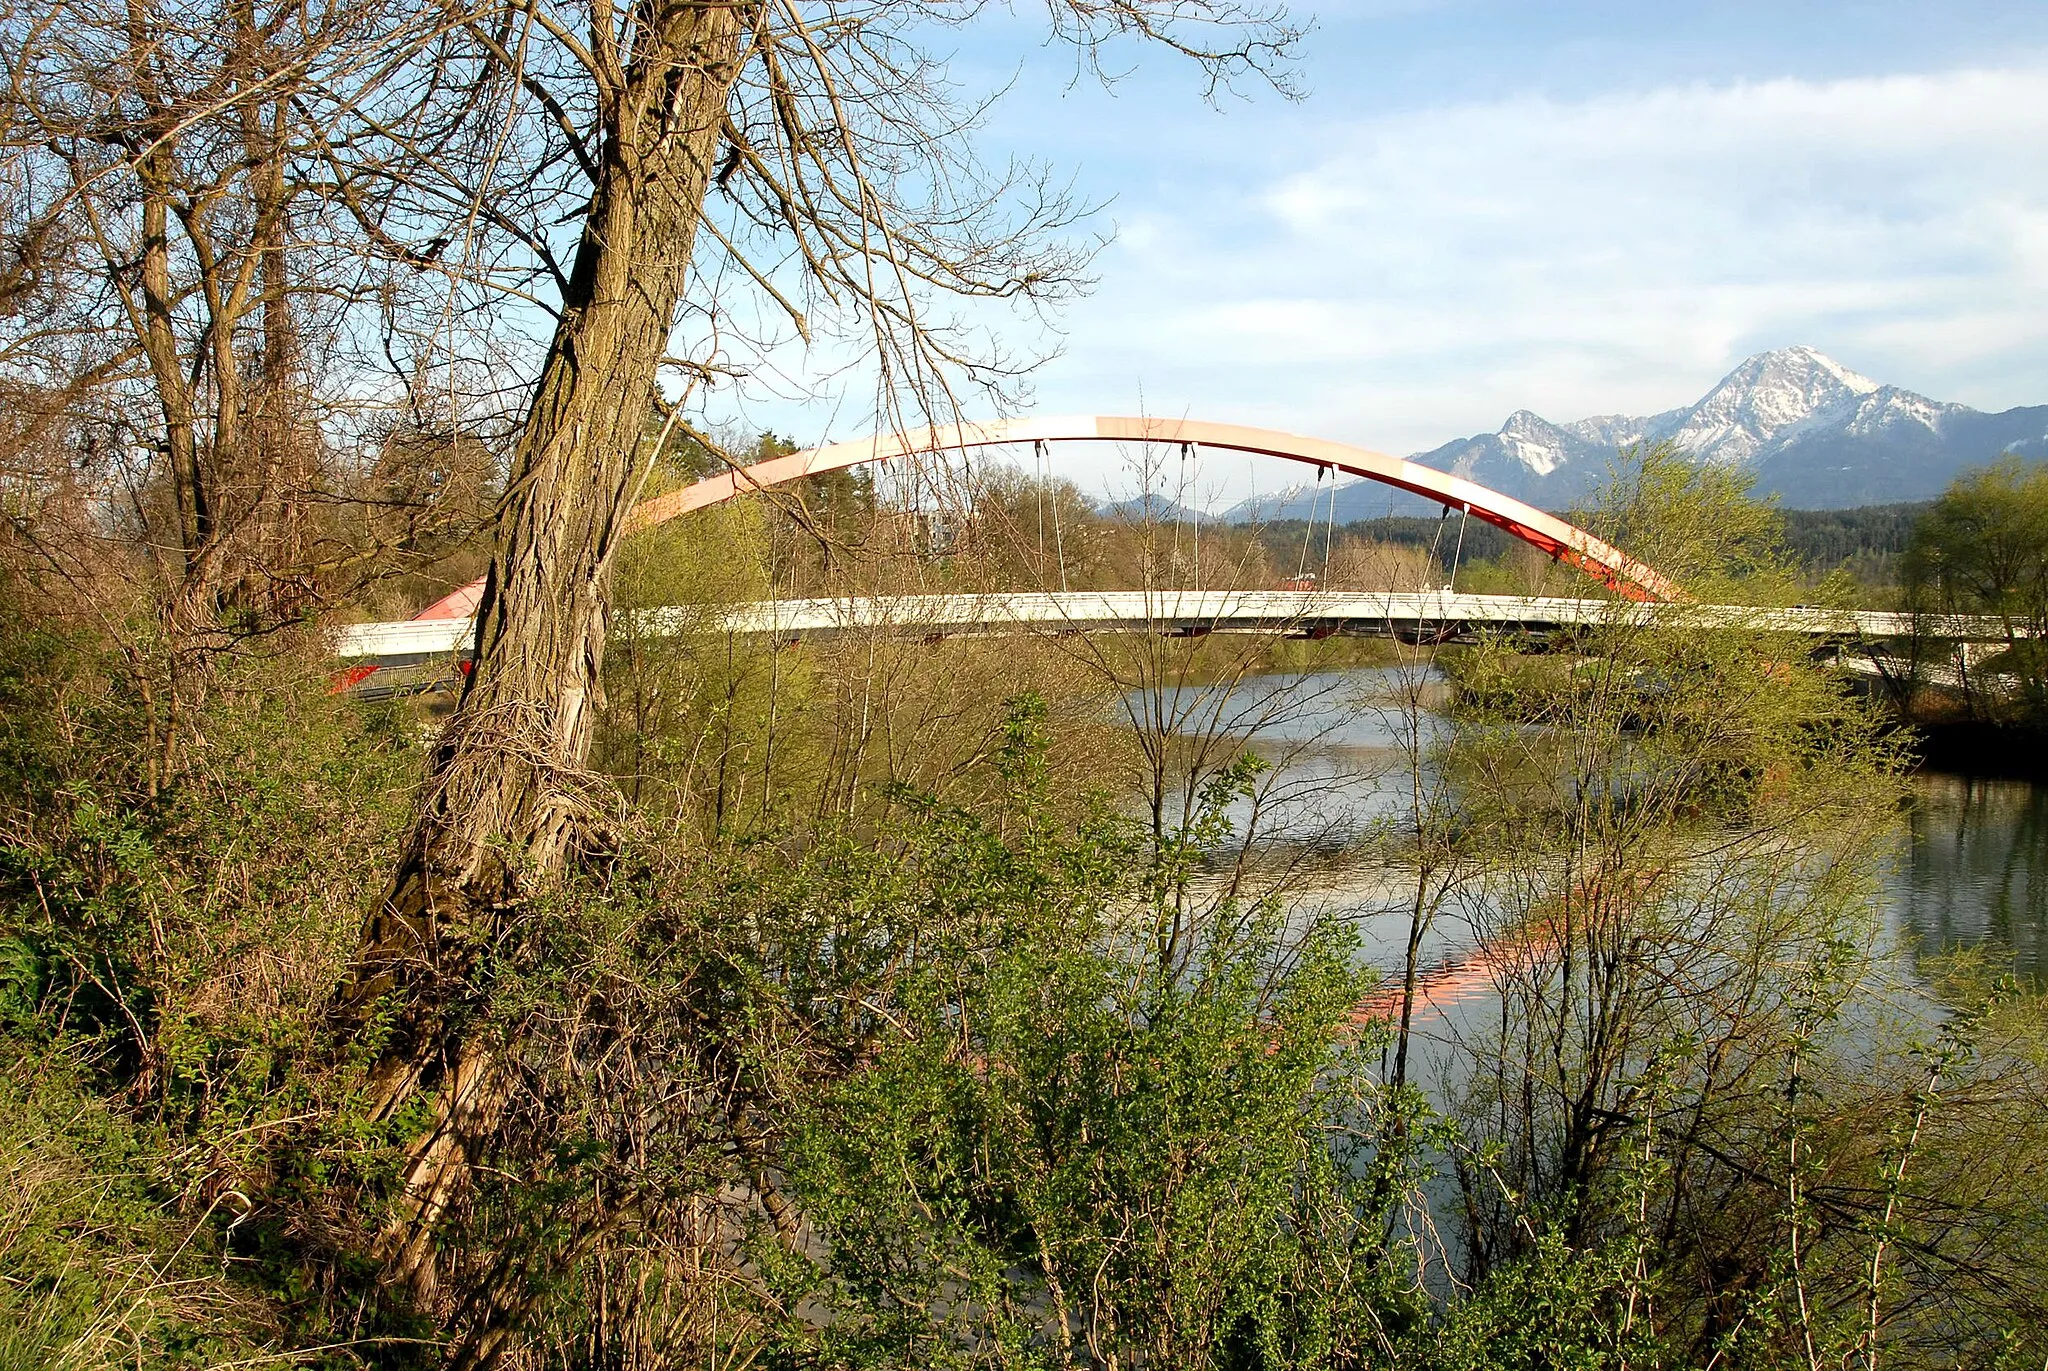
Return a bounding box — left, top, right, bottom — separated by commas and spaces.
1896, 771, 2048, 985
1148, 663, 2047, 1269
1160, 665, 2048, 994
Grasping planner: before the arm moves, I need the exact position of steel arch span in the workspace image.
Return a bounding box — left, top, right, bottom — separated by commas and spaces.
402, 416, 1679, 628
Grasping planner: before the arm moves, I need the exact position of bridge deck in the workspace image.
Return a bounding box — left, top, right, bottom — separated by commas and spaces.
334, 590, 1962, 666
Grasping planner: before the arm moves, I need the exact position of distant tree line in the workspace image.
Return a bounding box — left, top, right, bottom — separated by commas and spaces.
1780, 502, 1929, 584
1249, 515, 1516, 581
1250, 503, 1933, 588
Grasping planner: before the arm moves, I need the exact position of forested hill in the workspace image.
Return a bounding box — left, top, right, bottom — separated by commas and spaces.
1778, 503, 1927, 580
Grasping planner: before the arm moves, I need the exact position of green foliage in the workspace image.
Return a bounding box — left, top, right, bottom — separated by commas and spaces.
599, 499, 1130, 833
1425, 446, 1982, 1365
0, 1057, 275, 1370
431, 698, 1438, 1369
1589, 441, 1799, 603
1905, 458, 2048, 625
9, 452, 2048, 1370
1405, 1228, 1656, 1371
0, 575, 429, 1358
0, 644, 415, 1098
782, 761, 1402, 1369
1905, 457, 2048, 722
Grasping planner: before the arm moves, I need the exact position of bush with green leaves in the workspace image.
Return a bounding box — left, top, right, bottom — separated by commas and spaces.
0, 1057, 285, 1371
1904, 457, 2048, 724
0, 576, 430, 1361
418, 696, 1445, 1369
1418, 447, 2048, 1369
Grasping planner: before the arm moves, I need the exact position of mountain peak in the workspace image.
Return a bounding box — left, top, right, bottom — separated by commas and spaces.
1496, 409, 1574, 475
1670, 346, 1881, 464
1756, 345, 1879, 395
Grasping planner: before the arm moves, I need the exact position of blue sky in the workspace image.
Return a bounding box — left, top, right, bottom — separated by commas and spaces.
715, 1, 2048, 507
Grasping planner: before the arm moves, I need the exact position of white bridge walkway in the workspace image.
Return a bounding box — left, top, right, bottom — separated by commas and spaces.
336, 590, 1963, 671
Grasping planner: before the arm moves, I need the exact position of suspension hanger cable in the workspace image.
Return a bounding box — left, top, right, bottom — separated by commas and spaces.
1296, 465, 1325, 582
1039, 440, 1069, 593
1034, 436, 1048, 575
1424, 503, 1453, 590
1320, 464, 1339, 581
1447, 501, 1472, 594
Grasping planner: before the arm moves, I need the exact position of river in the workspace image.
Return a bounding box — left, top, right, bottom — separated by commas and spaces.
1155, 665, 2048, 997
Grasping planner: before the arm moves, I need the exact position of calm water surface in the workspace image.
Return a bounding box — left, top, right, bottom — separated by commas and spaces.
1896, 773, 2048, 985
1153, 666, 2048, 990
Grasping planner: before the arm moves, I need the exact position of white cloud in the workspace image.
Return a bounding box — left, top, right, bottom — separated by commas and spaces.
1027, 62, 2048, 496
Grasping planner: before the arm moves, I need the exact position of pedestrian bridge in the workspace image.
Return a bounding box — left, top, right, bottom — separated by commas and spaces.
391, 413, 1684, 634
336, 589, 1932, 670
333, 414, 2000, 693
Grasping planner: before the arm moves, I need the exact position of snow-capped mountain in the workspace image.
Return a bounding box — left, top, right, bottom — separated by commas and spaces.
1663, 346, 1880, 464
1221, 347, 2048, 520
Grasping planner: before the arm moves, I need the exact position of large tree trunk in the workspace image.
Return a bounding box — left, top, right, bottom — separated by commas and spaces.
239, 56, 305, 615
135, 145, 208, 582
338, 0, 751, 1309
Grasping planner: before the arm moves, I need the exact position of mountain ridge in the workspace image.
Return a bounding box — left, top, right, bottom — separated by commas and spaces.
1221, 347, 2048, 521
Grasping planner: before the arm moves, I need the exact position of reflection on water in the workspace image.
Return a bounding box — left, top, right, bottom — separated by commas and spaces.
1895, 774, 2048, 985
1147, 667, 2048, 992
1132, 665, 1488, 1037
1126, 667, 1451, 846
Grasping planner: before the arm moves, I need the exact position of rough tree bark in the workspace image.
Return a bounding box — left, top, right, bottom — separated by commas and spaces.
337, 0, 755, 1306
236, 8, 304, 612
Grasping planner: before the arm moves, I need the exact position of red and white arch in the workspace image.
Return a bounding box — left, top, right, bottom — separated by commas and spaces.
343, 415, 1676, 687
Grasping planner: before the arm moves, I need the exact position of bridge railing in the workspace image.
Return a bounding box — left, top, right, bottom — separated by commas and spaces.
332, 590, 1977, 669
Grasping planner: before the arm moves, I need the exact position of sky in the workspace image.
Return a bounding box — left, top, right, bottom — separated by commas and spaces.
712, 1, 2048, 510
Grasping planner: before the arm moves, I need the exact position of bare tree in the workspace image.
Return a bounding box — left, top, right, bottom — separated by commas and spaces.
7, 0, 327, 593
315, 0, 1302, 1323
0, 0, 521, 797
